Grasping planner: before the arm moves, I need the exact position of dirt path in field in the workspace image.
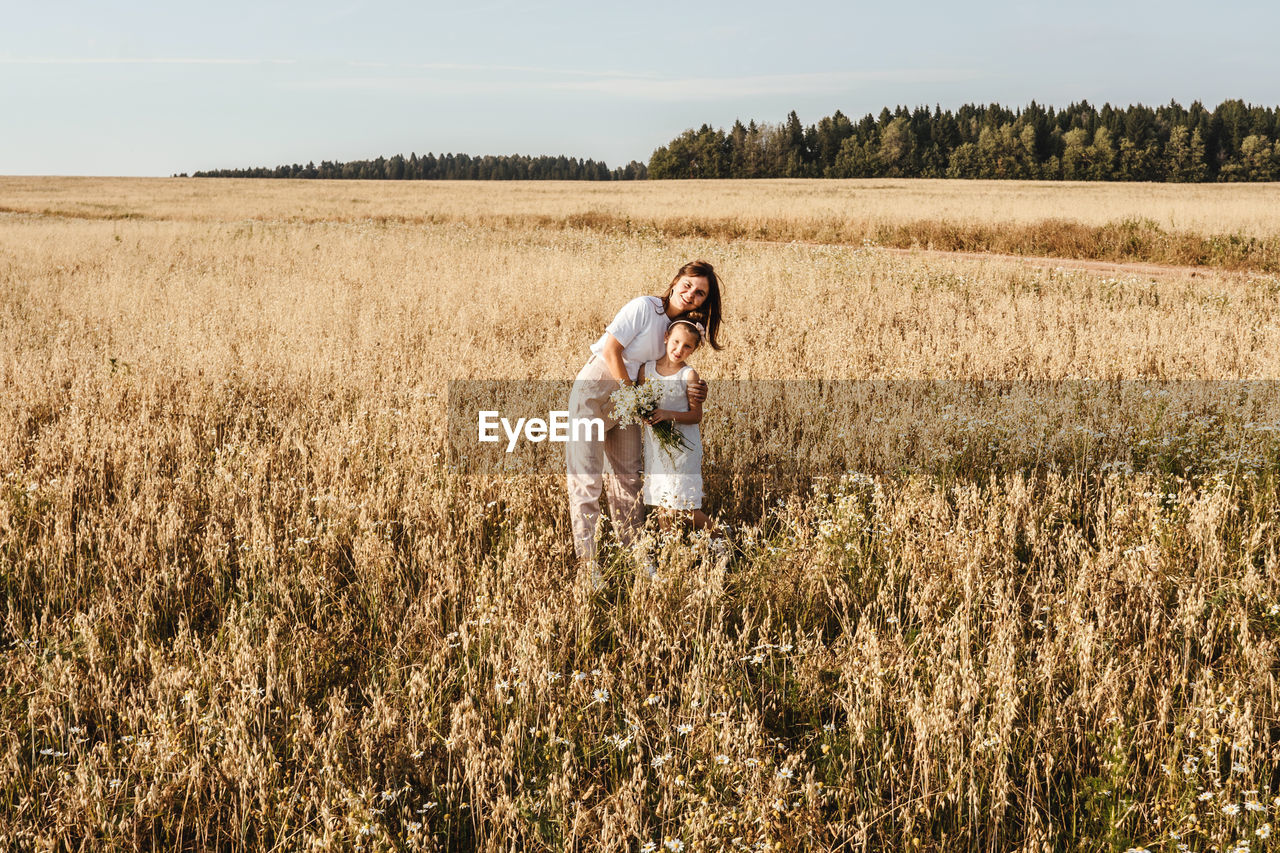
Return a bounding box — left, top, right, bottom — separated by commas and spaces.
879, 246, 1219, 278
743, 239, 1222, 279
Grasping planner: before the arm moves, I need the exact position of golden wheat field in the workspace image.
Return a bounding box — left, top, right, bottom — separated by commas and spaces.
4, 176, 1280, 852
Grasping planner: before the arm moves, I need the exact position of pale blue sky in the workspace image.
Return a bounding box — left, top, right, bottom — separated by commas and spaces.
3, 1, 1278, 176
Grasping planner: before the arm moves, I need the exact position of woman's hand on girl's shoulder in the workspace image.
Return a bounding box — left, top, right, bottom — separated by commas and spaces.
686, 371, 707, 405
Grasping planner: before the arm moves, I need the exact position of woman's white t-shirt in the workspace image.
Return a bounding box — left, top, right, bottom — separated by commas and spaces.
589, 296, 670, 380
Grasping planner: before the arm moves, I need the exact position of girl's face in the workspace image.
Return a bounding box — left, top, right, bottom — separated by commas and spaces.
665, 325, 700, 364
669, 275, 710, 316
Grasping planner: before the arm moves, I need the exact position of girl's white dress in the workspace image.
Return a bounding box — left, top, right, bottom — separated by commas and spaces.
640, 360, 703, 510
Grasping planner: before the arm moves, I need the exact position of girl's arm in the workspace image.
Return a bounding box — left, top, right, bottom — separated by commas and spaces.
651, 408, 701, 425
651, 369, 702, 425
598, 333, 632, 385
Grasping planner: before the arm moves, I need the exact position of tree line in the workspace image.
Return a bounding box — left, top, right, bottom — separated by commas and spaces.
186, 100, 1280, 182
188, 152, 648, 181
648, 99, 1280, 181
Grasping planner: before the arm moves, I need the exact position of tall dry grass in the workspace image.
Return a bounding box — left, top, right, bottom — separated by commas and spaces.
3, 176, 1280, 271
5, 177, 1280, 235
3, 180, 1280, 851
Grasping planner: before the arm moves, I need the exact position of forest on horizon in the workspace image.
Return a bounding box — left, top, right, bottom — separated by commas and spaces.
186, 98, 1280, 183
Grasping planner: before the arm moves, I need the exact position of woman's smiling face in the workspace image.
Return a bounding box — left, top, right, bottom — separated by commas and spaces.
669, 275, 710, 316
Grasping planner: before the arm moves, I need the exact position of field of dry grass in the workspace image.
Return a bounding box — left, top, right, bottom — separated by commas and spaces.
3, 177, 1280, 851
3, 177, 1280, 234
3, 177, 1280, 272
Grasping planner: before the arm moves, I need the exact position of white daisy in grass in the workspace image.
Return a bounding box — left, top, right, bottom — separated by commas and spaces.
676, 723, 693, 735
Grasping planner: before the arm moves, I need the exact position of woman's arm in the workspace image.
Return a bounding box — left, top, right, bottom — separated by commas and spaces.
598, 333, 632, 385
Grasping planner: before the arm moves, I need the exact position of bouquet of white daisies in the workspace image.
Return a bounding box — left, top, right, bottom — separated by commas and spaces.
610, 378, 692, 458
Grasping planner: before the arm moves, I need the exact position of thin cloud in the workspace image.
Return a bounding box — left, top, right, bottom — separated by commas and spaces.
396, 62, 653, 79
295, 66, 978, 99
0, 58, 296, 65
284, 76, 536, 95
285, 63, 654, 95
551, 69, 982, 99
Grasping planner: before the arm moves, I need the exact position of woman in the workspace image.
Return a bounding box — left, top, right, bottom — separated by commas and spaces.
566, 260, 724, 568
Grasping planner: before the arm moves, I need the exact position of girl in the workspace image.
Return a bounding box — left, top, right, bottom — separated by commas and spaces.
566, 261, 724, 566
637, 318, 720, 536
